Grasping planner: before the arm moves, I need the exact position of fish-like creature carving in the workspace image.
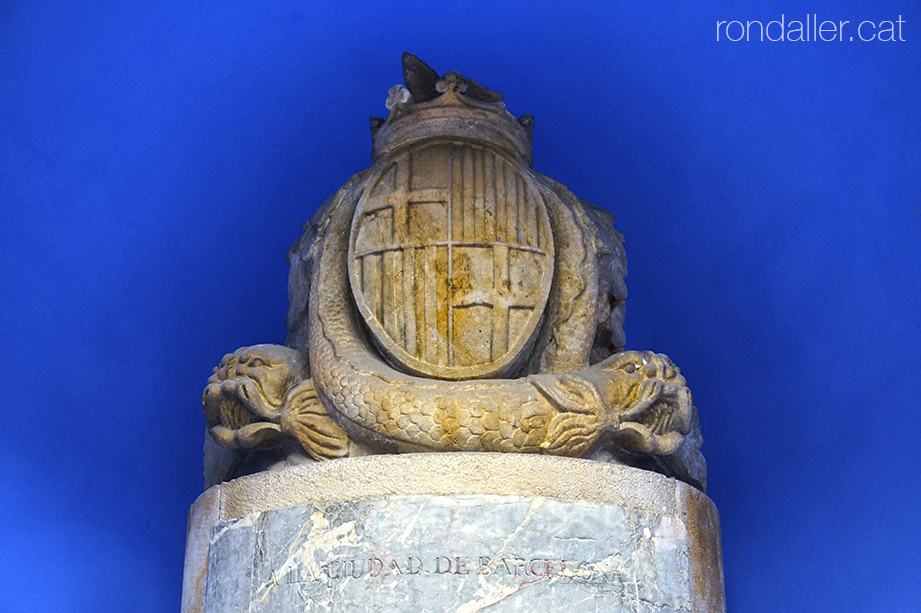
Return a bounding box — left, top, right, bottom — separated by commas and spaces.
306, 179, 691, 457
201, 55, 707, 491
204, 176, 695, 467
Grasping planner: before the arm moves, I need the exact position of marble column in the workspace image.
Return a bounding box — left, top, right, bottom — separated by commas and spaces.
182, 453, 724, 612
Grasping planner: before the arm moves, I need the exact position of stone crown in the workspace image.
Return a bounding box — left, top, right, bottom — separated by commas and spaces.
371, 73, 534, 166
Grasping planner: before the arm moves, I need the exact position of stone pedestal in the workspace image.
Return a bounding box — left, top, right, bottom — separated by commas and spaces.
182, 454, 724, 612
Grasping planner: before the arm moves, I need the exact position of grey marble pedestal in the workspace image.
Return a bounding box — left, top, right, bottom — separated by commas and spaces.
182, 454, 724, 612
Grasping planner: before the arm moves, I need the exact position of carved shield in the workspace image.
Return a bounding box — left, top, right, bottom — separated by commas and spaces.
348, 142, 554, 380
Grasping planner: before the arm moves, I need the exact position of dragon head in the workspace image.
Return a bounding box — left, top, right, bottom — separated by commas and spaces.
586, 350, 693, 454
202, 344, 307, 432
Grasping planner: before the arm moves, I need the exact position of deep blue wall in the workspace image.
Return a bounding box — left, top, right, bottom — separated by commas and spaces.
2, 1, 918, 610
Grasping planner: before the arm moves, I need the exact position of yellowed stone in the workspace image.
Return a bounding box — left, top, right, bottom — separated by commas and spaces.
189, 53, 724, 613
349, 141, 554, 380
199, 53, 708, 492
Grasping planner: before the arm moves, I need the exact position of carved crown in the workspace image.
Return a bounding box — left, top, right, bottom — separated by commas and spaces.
371, 71, 534, 166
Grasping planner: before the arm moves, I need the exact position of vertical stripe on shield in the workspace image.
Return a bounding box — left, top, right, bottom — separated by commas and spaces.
423, 246, 437, 364
349, 141, 554, 379
403, 247, 416, 358
492, 244, 509, 360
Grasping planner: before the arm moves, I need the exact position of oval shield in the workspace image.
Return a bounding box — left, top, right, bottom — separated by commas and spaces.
348, 141, 554, 380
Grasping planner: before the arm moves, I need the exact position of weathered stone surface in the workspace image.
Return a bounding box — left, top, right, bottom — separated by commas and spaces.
208, 496, 685, 612
348, 140, 554, 380
199, 55, 708, 490
187, 55, 724, 612
182, 454, 724, 612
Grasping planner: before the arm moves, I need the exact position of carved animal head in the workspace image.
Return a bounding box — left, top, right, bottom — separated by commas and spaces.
202, 344, 307, 430
590, 350, 692, 436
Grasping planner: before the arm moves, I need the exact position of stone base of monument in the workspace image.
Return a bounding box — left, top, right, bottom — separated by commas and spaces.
182, 454, 724, 613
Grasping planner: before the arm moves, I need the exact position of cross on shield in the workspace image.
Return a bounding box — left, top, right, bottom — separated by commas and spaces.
349, 142, 554, 380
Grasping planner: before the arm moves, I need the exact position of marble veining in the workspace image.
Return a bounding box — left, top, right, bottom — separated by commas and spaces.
204, 494, 692, 612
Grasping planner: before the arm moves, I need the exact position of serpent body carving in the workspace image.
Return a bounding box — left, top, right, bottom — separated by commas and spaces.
306, 179, 691, 456
201, 54, 707, 491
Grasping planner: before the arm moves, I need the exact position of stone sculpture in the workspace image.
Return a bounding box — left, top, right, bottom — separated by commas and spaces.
202, 53, 706, 491
186, 54, 724, 613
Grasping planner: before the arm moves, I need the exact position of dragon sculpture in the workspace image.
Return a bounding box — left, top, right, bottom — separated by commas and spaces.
202, 54, 707, 491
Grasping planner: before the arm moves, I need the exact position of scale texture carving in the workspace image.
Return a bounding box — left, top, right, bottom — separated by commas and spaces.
201, 54, 707, 491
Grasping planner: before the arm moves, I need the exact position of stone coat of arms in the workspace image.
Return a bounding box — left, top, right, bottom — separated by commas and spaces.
201, 54, 707, 491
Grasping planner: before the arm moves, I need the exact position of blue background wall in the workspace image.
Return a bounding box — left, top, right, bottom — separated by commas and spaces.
2, 0, 918, 610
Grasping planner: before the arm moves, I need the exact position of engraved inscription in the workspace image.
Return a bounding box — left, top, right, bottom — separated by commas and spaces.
259, 553, 630, 586
205, 496, 692, 613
